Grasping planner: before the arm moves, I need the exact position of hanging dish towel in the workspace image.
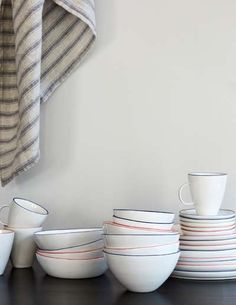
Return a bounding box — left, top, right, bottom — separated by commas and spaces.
0, 0, 96, 186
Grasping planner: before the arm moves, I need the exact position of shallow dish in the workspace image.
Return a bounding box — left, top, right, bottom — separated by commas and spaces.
179, 220, 236, 228
112, 216, 174, 230
179, 209, 235, 221
103, 222, 177, 235
180, 247, 236, 260
176, 260, 236, 272
172, 269, 236, 279
180, 224, 236, 232
34, 228, 103, 250
113, 209, 175, 223
103, 233, 180, 248
180, 233, 236, 241
104, 242, 179, 255
180, 243, 236, 251
180, 237, 236, 246
181, 227, 236, 236
104, 251, 180, 293
36, 253, 107, 279
179, 216, 236, 225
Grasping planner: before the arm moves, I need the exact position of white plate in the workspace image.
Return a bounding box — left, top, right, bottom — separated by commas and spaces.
181, 228, 236, 236
180, 243, 236, 251
179, 220, 236, 228
180, 224, 236, 232
179, 216, 236, 225
176, 260, 236, 272
180, 247, 236, 259
172, 269, 236, 279
180, 237, 236, 247
180, 233, 236, 241
179, 209, 235, 221
172, 274, 236, 281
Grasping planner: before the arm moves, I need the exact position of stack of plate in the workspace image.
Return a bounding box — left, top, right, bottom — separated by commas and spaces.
172, 209, 236, 280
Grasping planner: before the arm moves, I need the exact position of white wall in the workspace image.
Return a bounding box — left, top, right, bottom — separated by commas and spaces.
2, 0, 236, 228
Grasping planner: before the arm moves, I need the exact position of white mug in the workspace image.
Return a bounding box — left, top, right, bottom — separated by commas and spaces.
0, 198, 48, 228
7, 226, 42, 268
178, 172, 227, 216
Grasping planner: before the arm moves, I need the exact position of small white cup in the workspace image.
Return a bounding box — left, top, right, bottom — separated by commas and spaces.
7, 226, 42, 268
0, 198, 48, 228
178, 172, 227, 216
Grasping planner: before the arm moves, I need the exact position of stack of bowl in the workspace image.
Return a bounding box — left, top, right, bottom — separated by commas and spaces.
35, 228, 108, 279
172, 208, 236, 280
103, 209, 180, 293
0, 198, 48, 268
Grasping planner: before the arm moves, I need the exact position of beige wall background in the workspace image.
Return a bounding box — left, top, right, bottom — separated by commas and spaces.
1, 0, 236, 228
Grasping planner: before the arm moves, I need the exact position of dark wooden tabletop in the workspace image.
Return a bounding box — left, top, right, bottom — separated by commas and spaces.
2, 262, 236, 305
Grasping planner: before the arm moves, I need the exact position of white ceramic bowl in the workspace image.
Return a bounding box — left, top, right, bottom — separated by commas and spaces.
37, 248, 104, 259
0, 230, 14, 274
104, 251, 180, 293
104, 242, 179, 255
34, 228, 103, 250
113, 209, 175, 223
38, 239, 104, 253
36, 253, 107, 279
103, 222, 177, 235
103, 233, 180, 248
113, 216, 174, 230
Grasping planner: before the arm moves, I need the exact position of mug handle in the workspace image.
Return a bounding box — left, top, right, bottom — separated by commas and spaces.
178, 183, 193, 206
0, 205, 9, 226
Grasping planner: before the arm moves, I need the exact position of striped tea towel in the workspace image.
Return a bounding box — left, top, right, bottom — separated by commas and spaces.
0, 0, 96, 186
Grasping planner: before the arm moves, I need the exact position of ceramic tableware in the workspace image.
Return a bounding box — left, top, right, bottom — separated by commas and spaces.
104, 242, 179, 255
0, 198, 48, 228
103, 233, 180, 248
113, 215, 174, 230
180, 232, 236, 241
0, 230, 14, 275
179, 209, 235, 221
104, 251, 180, 293
8, 226, 42, 268
113, 209, 175, 223
37, 247, 104, 259
179, 219, 236, 228
34, 228, 103, 251
172, 269, 236, 280
176, 260, 236, 272
178, 172, 227, 215
181, 227, 236, 236
37, 239, 104, 254
103, 221, 177, 235
36, 253, 107, 279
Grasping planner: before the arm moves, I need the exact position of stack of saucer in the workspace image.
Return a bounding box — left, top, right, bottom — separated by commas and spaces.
172, 208, 236, 280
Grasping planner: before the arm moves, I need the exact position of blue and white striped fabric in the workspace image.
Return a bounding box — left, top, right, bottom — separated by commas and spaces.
0, 0, 96, 185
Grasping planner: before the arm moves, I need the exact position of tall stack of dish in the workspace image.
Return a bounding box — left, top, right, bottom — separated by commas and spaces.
172, 208, 236, 280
